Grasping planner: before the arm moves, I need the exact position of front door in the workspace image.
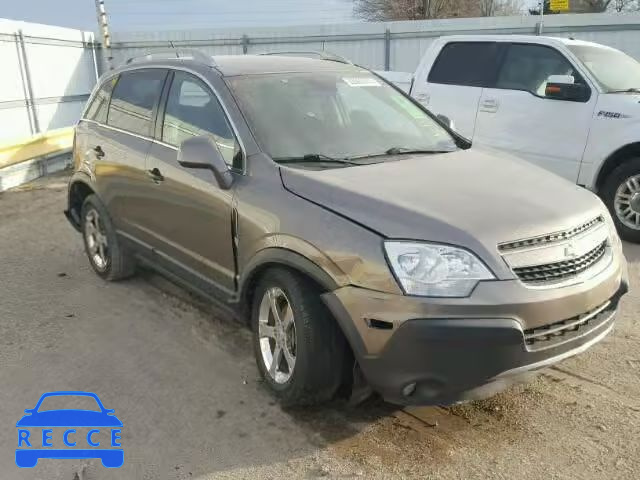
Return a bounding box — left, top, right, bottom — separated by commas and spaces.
145, 70, 241, 296
473, 43, 597, 182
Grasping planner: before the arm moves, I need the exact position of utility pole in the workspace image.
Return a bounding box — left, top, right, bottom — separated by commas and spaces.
538, 0, 545, 35
94, 0, 113, 70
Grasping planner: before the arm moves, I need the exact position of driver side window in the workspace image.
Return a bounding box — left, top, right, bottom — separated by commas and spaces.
497, 44, 585, 97
162, 71, 240, 168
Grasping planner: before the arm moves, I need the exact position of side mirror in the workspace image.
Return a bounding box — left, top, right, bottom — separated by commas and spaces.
177, 136, 233, 190
436, 113, 455, 131
545, 75, 591, 102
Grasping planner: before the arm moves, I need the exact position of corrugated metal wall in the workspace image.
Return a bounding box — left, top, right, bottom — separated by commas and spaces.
0, 19, 98, 142
109, 13, 640, 73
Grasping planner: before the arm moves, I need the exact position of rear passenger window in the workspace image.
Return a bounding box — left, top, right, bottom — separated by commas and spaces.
107, 70, 167, 137
84, 79, 114, 123
161, 71, 240, 167
428, 42, 503, 88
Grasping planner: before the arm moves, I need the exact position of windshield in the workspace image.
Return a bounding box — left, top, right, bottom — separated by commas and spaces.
227, 71, 457, 164
568, 45, 640, 92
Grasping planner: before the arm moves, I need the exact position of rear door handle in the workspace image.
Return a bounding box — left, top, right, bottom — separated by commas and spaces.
93, 146, 105, 159
147, 167, 164, 183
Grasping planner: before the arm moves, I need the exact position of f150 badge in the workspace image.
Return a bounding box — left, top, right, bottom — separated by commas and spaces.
597, 110, 631, 119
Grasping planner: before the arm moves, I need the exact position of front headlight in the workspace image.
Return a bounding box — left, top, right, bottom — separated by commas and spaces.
384, 241, 495, 297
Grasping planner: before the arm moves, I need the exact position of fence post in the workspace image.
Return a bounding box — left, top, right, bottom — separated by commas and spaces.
242, 34, 249, 54
16, 30, 40, 134
384, 28, 391, 71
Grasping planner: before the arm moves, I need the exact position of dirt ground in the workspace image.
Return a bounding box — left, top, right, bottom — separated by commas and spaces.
1, 172, 639, 480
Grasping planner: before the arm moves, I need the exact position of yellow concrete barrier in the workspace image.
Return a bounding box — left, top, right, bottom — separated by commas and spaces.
0, 127, 74, 169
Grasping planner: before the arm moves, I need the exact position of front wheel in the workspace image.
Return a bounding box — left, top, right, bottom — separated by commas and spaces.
251, 268, 348, 406
602, 158, 640, 243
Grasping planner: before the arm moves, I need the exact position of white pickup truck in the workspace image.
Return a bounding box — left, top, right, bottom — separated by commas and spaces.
406, 35, 640, 241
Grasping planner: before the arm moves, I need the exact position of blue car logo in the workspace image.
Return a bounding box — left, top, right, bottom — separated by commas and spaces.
16, 391, 123, 468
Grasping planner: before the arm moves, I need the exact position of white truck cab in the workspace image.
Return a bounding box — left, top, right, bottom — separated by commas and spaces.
409, 35, 640, 241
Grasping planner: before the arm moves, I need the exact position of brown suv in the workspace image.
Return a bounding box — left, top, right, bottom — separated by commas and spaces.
65, 51, 628, 406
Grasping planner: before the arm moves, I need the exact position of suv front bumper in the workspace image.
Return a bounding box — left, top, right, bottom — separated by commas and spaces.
321, 255, 628, 406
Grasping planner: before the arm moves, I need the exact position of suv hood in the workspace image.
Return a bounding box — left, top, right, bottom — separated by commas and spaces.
280, 149, 605, 275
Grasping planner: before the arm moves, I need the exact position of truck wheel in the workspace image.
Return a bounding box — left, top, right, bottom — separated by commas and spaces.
81, 194, 136, 280
602, 158, 640, 243
251, 268, 347, 406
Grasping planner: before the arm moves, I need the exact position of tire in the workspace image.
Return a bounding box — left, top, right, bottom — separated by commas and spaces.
601, 157, 640, 243
80, 194, 135, 281
251, 268, 347, 406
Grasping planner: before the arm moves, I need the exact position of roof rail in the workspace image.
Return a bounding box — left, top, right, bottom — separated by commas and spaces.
125, 49, 216, 67
259, 51, 352, 65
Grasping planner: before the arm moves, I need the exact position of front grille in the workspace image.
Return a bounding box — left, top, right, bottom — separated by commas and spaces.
513, 241, 607, 285
524, 301, 614, 352
498, 216, 604, 252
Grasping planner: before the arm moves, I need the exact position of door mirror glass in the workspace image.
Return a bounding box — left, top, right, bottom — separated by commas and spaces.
178, 136, 233, 190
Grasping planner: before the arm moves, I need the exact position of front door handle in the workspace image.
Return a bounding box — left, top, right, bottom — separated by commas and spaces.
93, 146, 105, 159
480, 98, 499, 113
147, 167, 164, 183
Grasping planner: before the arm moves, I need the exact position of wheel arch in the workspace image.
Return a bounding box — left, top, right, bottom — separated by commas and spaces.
66, 175, 96, 230
238, 248, 341, 318
595, 142, 640, 193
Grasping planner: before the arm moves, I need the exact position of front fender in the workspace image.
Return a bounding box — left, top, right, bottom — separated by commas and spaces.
580, 120, 640, 189
238, 245, 348, 301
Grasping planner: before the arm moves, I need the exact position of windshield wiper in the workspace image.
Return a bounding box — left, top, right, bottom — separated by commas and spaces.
384, 147, 453, 155
347, 147, 452, 160
608, 88, 640, 93
274, 154, 360, 166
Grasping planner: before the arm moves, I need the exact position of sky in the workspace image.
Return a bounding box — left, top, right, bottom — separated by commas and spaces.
0, 0, 358, 32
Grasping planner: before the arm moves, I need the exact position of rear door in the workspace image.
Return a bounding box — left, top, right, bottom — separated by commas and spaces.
412, 41, 504, 139
145, 70, 241, 296
473, 43, 596, 182
87, 69, 169, 246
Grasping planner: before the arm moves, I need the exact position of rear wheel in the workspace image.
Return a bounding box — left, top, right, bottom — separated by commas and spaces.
602, 158, 640, 243
251, 268, 347, 406
81, 194, 135, 280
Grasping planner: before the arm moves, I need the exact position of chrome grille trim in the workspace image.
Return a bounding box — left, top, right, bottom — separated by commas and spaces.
513, 241, 607, 285
524, 301, 615, 352
498, 216, 604, 252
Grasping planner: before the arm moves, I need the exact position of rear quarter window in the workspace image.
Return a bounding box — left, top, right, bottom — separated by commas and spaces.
84, 79, 114, 124
428, 42, 504, 88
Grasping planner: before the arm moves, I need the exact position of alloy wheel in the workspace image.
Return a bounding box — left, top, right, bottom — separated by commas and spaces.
258, 287, 297, 384
614, 174, 640, 230
84, 208, 110, 271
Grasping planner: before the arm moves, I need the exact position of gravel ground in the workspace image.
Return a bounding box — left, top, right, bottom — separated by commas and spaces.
0, 172, 638, 480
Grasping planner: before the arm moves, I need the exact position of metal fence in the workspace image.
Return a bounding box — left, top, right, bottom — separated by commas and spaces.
0, 19, 99, 143
2, 13, 640, 144
109, 12, 640, 73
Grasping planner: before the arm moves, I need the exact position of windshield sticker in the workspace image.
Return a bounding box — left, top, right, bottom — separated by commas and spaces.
342, 77, 382, 87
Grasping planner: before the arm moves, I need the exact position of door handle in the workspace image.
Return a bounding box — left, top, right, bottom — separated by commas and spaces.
415, 92, 430, 106
147, 167, 164, 183
93, 146, 105, 159
480, 98, 499, 113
